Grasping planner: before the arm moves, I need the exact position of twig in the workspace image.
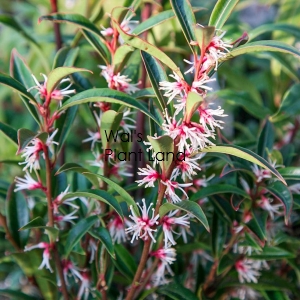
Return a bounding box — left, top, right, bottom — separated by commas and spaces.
50, 0, 62, 50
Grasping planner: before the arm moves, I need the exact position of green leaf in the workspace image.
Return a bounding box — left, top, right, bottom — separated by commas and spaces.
0, 289, 35, 300
62, 190, 124, 220
100, 110, 123, 150
133, 88, 156, 99
189, 184, 250, 202
216, 90, 270, 119
246, 211, 268, 243
46, 67, 91, 95
141, 51, 168, 112
9, 50, 41, 124
0, 15, 39, 47
59, 88, 160, 125
132, 10, 175, 35
148, 135, 174, 174
185, 91, 203, 122
159, 200, 209, 231
89, 227, 115, 259
223, 40, 300, 61
170, 0, 196, 52
64, 215, 98, 257
6, 186, 29, 248
194, 25, 215, 55
17, 129, 47, 154
278, 167, 300, 180
0, 122, 18, 145
113, 45, 134, 71
114, 244, 137, 279
39, 13, 101, 37
271, 84, 300, 122
249, 23, 300, 41
264, 181, 293, 222
200, 144, 286, 184
19, 217, 59, 241
158, 282, 198, 300
209, 0, 239, 29
249, 246, 295, 260
113, 20, 183, 79
211, 211, 227, 258
0, 72, 36, 102
257, 119, 274, 159
56, 164, 139, 215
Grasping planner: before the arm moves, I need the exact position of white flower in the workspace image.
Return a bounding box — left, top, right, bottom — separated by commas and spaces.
28, 74, 75, 104
151, 247, 176, 265
52, 185, 79, 214
54, 210, 78, 224
82, 130, 101, 149
136, 165, 160, 188
159, 72, 186, 103
251, 164, 272, 182
126, 199, 159, 243
257, 195, 282, 219
193, 174, 215, 188
235, 258, 261, 283
191, 74, 215, 94
161, 210, 190, 248
108, 214, 132, 244
14, 172, 44, 192
61, 259, 83, 286
19, 138, 43, 172
77, 272, 91, 300
24, 242, 53, 272
162, 178, 192, 203
119, 109, 136, 133
87, 151, 104, 169
99, 65, 140, 94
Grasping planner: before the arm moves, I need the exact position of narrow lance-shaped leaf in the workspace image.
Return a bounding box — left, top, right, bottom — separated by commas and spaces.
185, 91, 203, 122
200, 144, 286, 184
100, 110, 123, 150
209, 0, 239, 29
194, 25, 215, 57
64, 215, 98, 257
113, 18, 184, 79
141, 51, 168, 112
222, 40, 300, 62
257, 119, 274, 159
0, 122, 18, 145
58, 88, 160, 125
170, 0, 197, 52
159, 200, 209, 232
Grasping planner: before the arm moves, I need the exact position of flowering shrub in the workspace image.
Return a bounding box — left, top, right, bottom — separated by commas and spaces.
0, 0, 300, 299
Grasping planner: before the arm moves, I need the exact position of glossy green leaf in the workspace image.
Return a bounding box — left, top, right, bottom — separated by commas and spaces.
100, 110, 123, 149
265, 181, 293, 222
249, 23, 300, 41
271, 84, 300, 122
246, 211, 268, 242
222, 40, 300, 61
257, 119, 274, 159
211, 211, 227, 258
209, 0, 239, 29
19, 217, 59, 241
200, 144, 286, 184
194, 25, 215, 55
0, 72, 36, 102
46, 67, 91, 95
0, 290, 35, 300
56, 164, 139, 215
158, 282, 198, 300
63, 190, 123, 219
148, 135, 174, 174
59, 88, 159, 125
113, 45, 134, 71
0, 121, 18, 145
39, 13, 101, 37
17, 129, 47, 154
185, 91, 203, 121
170, 0, 196, 52
113, 20, 184, 79
6, 186, 29, 248
141, 51, 168, 112
114, 244, 137, 279
159, 200, 209, 231
89, 227, 115, 259
278, 167, 300, 180
190, 184, 250, 202
132, 10, 175, 35
249, 246, 295, 260
9, 50, 41, 124
133, 88, 156, 99
64, 215, 98, 257
52, 46, 78, 69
